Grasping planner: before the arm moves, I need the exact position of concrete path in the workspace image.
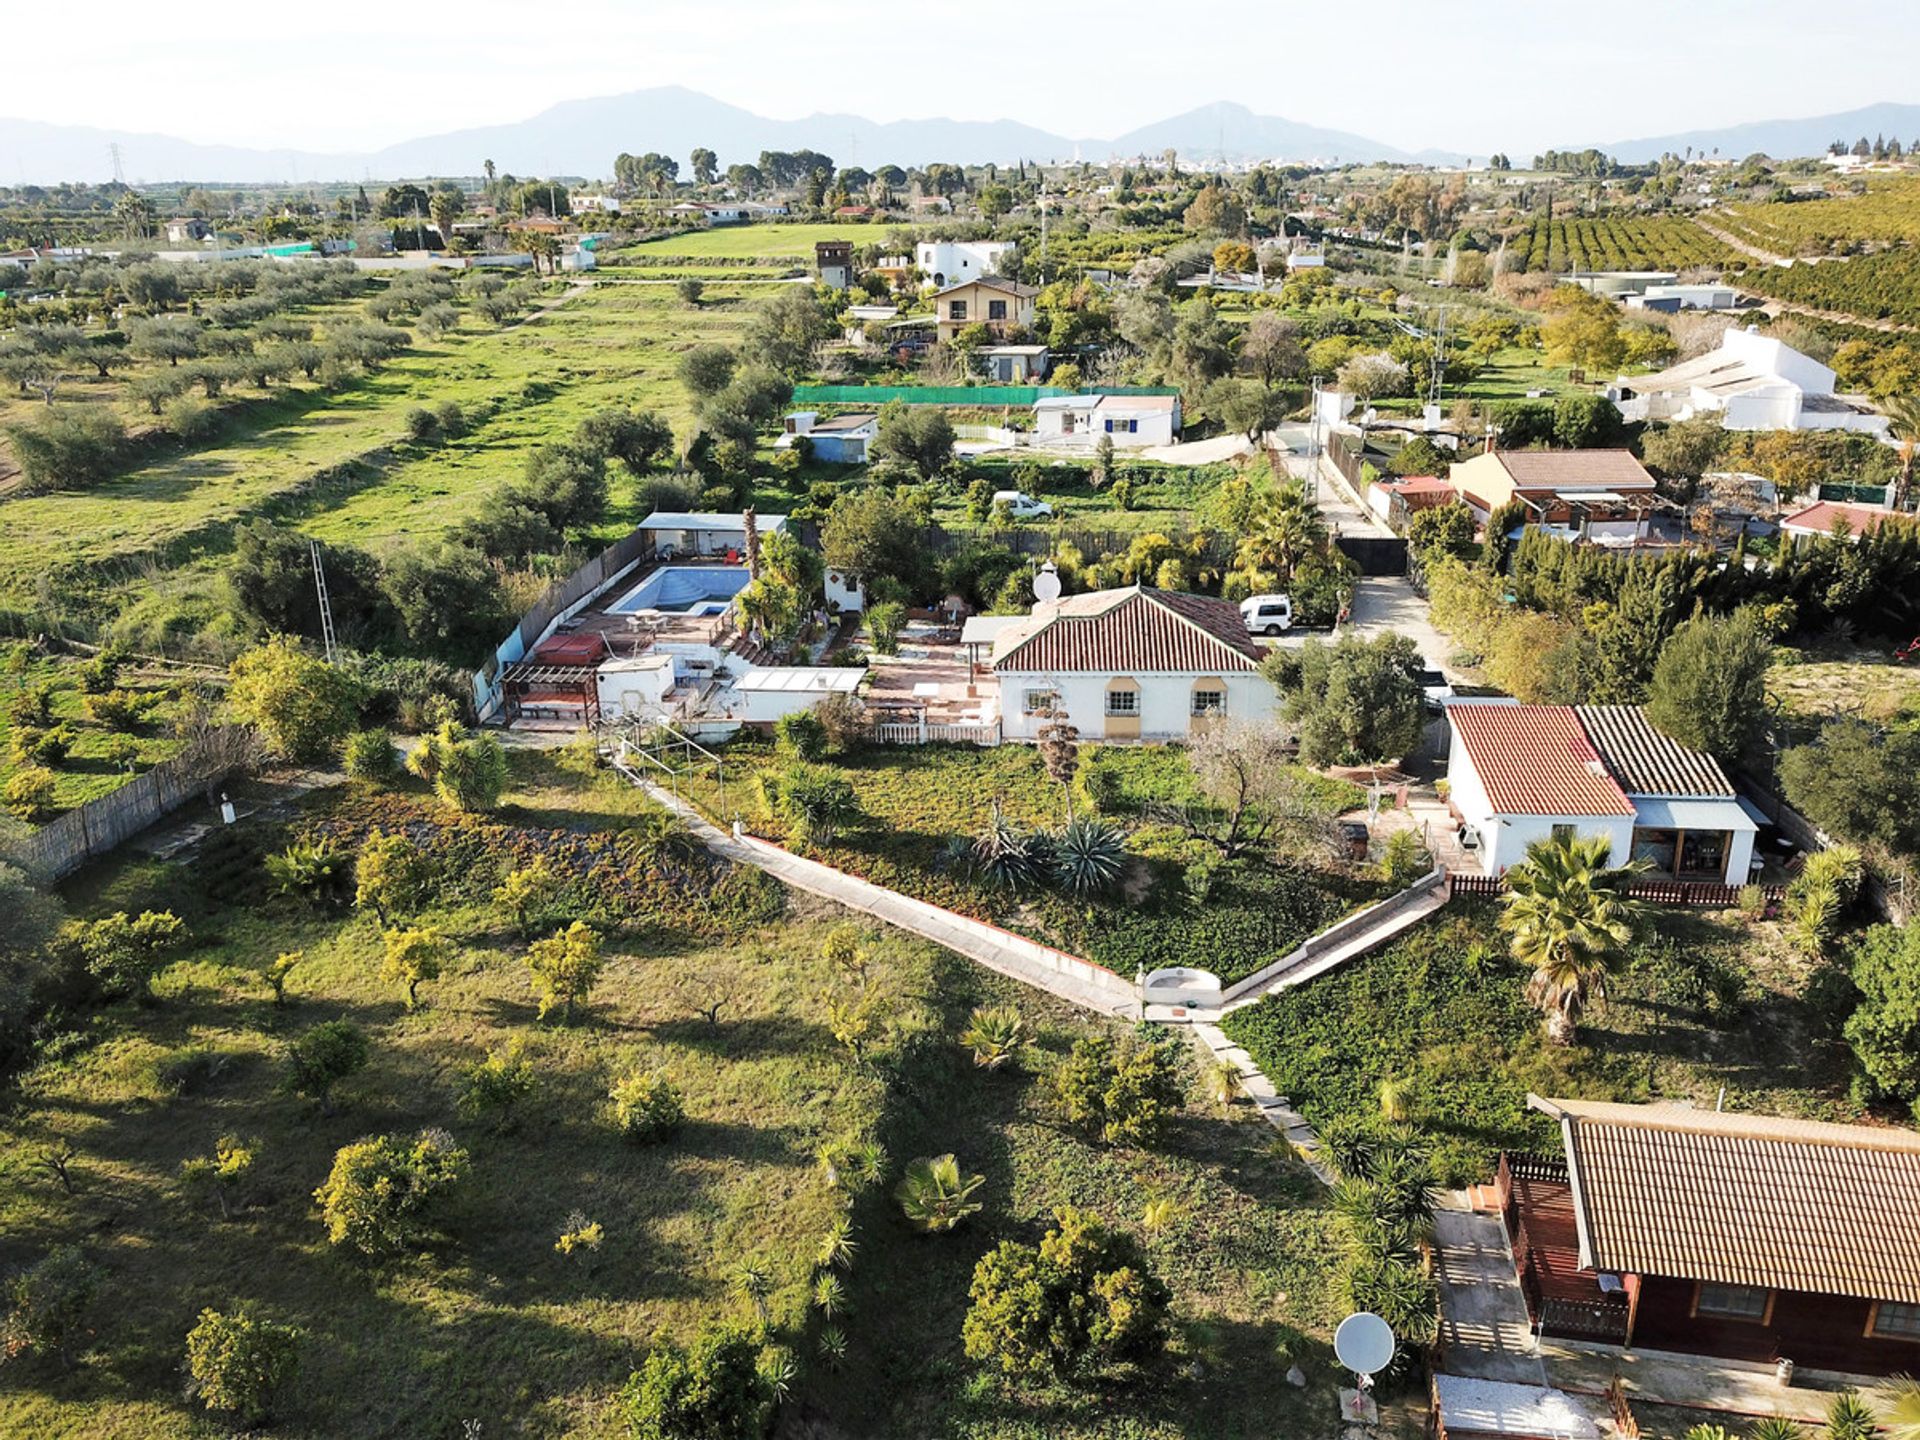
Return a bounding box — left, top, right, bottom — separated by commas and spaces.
1218, 881, 1451, 1010
1191, 1022, 1335, 1184
1433, 1199, 1549, 1387
633, 776, 1138, 1015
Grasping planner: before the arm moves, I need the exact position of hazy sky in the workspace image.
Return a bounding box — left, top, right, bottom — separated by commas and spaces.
12, 0, 1917, 154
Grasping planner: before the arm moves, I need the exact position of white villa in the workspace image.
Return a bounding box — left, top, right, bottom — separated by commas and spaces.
1032, 393, 1181, 448
914, 239, 1015, 288
1611, 327, 1890, 435
991, 586, 1275, 742
1447, 703, 1758, 884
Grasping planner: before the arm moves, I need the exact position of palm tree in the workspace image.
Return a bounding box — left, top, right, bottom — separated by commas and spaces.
1499, 833, 1647, 1044
893, 1154, 985, 1233
1234, 484, 1327, 583
114, 190, 155, 240
1876, 1375, 1920, 1440
731, 1261, 772, 1325
1883, 394, 1920, 510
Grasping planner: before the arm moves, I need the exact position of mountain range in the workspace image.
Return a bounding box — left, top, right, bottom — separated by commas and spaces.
3, 89, 1916, 186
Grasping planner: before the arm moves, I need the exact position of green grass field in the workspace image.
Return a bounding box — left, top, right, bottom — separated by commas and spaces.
0, 281, 759, 644
0, 753, 1398, 1439
613, 222, 881, 262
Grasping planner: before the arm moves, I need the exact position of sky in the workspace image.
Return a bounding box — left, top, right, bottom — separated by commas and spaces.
8, 0, 1918, 157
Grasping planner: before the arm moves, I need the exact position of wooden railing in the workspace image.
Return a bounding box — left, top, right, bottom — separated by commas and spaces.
1539, 1294, 1631, 1344
1449, 872, 1783, 907
1608, 1375, 1641, 1440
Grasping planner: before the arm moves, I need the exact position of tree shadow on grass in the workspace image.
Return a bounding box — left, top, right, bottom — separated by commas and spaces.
646, 1013, 833, 1060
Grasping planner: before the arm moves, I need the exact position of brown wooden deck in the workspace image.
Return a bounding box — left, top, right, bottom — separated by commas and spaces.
1500, 1152, 1631, 1344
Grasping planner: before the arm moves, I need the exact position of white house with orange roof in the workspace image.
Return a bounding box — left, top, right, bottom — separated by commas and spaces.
1447, 704, 1758, 882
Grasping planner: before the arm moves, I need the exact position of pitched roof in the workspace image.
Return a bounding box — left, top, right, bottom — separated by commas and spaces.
1532, 1095, 1920, 1304
991, 587, 1262, 674
1489, 449, 1657, 493
1574, 706, 1734, 798
1779, 500, 1901, 536
934, 274, 1038, 300
1448, 704, 1634, 817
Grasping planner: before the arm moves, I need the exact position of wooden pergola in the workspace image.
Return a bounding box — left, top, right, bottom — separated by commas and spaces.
498, 662, 601, 726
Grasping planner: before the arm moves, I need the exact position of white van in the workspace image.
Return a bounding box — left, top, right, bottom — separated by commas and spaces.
1240, 593, 1293, 635
991, 489, 1054, 519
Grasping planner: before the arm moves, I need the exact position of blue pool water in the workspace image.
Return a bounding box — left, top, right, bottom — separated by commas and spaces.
607, 565, 752, 615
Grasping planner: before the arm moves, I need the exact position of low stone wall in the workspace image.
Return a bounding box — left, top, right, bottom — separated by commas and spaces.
1220, 867, 1448, 1005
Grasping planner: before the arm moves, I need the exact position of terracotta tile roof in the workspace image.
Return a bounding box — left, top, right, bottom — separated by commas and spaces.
1492, 449, 1657, 492
1532, 1096, 1920, 1304
991, 586, 1263, 674
1448, 704, 1634, 817
1575, 706, 1734, 798
1779, 501, 1903, 537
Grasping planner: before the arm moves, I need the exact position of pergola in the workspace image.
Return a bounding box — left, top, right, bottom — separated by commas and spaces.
498, 662, 601, 726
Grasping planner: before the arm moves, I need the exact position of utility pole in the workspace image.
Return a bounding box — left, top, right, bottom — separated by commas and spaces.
310, 540, 337, 664
1038, 172, 1048, 285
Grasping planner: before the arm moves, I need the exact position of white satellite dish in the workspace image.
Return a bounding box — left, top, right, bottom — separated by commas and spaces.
1333, 1311, 1395, 1380
1032, 563, 1062, 603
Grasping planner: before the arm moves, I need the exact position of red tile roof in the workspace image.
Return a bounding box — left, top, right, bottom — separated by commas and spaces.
1449, 704, 1633, 816
1533, 1096, 1920, 1304
1778, 501, 1902, 537
991, 587, 1263, 674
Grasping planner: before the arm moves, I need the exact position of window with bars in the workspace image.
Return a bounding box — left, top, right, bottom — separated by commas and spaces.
1191, 688, 1226, 716
1022, 689, 1059, 715
1105, 688, 1139, 716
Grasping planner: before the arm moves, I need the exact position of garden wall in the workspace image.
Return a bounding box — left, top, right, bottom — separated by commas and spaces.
3, 728, 252, 882
1220, 867, 1447, 1005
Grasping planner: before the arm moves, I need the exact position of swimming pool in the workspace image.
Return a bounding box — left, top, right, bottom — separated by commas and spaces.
606, 565, 752, 616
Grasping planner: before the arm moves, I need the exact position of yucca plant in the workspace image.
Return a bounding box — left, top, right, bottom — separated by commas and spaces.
1826, 1392, 1876, 1440
817, 1216, 858, 1270
1878, 1375, 1920, 1440
1050, 816, 1126, 896
1746, 1419, 1806, 1440
959, 1004, 1026, 1070
971, 810, 1044, 891
817, 1138, 887, 1194
731, 1261, 772, 1325
756, 1346, 796, 1404
811, 1271, 847, 1318
894, 1154, 985, 1233
816, 1324, 849, 1369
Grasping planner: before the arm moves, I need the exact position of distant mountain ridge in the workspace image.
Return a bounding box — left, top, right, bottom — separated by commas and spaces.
2, 88, 1447, 185
4, 91, 1918, 186
1594, 102, 1920, 164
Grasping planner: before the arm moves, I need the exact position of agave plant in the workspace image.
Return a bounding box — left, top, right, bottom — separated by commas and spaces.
971, 810, 1045, 891
265, 838, 351, 905
1878, 1375, 1920, 1440
816, 1324, 849, 1369
1745, 1419, 1806, 1440
1050, 816, 1127, 896
894, 1154, 986, 1233
756, 1345, 796, 1404
959, 1004, 1026, 1070
1826, 1393, 1877, 1440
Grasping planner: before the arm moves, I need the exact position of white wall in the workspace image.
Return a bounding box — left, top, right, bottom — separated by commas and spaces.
1446, 727, 1633, 874
916, 240, 1013, 285
996, 670, 1277, 741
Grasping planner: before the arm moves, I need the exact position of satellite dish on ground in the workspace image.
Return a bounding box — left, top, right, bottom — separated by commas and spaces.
1032, 563, 1062, 603
1333, 1311, 1395, 1380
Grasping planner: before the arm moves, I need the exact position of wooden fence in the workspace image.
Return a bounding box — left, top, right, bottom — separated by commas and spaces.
3, 727, 253, 882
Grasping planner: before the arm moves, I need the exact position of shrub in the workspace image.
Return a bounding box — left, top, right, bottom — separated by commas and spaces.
894, 1154, 986, 1232
527, 921, 603, 1022
9, 725, 73, 767
609, 1068, 685, 1142
5, 405, 126, 494
1844, 922, 1920, 1114
774, 708, 827, 760
433, 400, 467, 437
408, 723, 509, 811
184, 1306, 300, 1426
492, 859, 565, 936
355, 829, 432, 922
963, 1205, 1170, 1379
266, 837, 352, 905
403, 406, 439, 442
617, 1324, 773, 1440
228, 638, 363, 762
63, 910, 188, 998
380, 926, 447, 1010
772, 761, 859, 845
283, 1019, 370, 1114
866, 600, 907, 656
458, 1037, 538, 1129
3, 768, 57, 822
1053, 1031, 1184, 1147
180, 1135, 257, 1219
960, 1004, 1026, 1070
78, 647, 127, 693
1377, 829, 1428, 888
343, 727, 399, 785
1, 1245, 100, 1365
812, 691, 867, 753
313, 1129, 468, 1257
6, 683, 53, 727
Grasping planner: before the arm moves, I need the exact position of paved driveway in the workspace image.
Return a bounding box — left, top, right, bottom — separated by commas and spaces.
1345, 575, 1459, 675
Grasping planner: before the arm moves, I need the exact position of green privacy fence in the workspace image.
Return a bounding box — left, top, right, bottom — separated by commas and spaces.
790, 384, 1181, 407
1818, 482, 1889, 506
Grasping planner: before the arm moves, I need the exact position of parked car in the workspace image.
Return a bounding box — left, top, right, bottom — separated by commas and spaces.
1240, 593, 1294, 635
992, 490, 1053, 520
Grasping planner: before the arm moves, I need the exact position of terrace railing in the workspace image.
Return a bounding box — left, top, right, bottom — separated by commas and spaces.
869, 719, 1000, 747
1448, 872, 1782, 908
